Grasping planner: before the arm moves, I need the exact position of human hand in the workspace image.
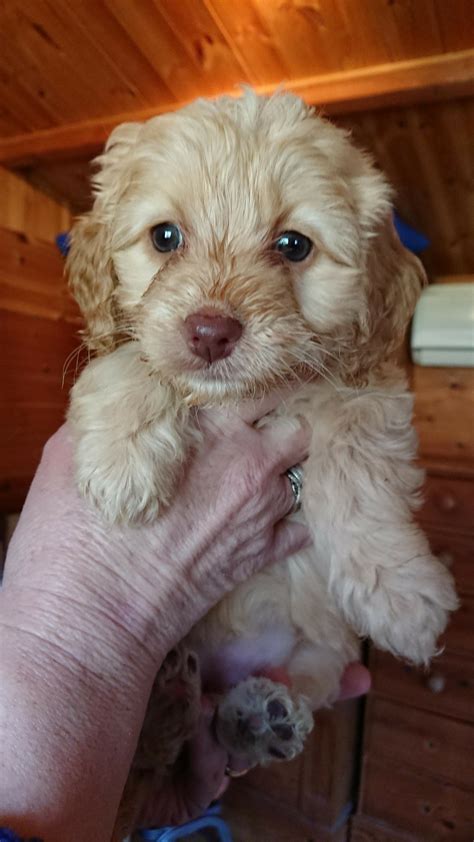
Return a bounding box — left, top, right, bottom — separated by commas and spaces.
0, 400, 311, 842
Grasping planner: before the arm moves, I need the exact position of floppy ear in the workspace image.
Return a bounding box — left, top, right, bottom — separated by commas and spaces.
67, 122, 141, 353
359, 215, 427, 373
336, 149, 427, 384
67, 214, 117, 353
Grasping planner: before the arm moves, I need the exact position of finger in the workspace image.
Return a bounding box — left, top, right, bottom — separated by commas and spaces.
260, 416, 311, 473
269, 521, 313, 564
337, 663, 371, 700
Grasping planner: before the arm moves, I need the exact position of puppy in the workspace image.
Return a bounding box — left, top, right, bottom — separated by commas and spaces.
67, 91, 457, 829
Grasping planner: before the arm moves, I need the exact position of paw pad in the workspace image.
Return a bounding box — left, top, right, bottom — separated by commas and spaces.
267, 699, 288, 719
271, 723, 294, 741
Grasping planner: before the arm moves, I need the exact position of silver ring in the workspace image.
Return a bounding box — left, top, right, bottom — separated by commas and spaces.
285, 464, 303, 514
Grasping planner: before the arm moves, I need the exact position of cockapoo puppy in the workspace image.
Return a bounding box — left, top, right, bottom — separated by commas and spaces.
67, 91, 457, 831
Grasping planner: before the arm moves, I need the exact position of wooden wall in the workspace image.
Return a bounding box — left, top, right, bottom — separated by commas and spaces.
0, 165, 71, 242
335, 97, 474, 276
0, 174, 78, 512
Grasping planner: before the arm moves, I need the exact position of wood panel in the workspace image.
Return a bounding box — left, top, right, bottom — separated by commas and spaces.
0, 0, 471, 139
2, 51, 473, 168
0, 227, 80, 511
351, 814, 434, 842
0, 166, 71, 243
417, 474, 474, 534
335, 98, 474, 276
364, 697, 474, 789
0, 226, 79, 322
359, 758, 473, 841
412, 366, 474, 461
0, 309, 78, 511
370, 647, 474, 730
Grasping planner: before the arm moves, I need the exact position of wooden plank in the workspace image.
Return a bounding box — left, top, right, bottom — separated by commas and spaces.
364, 697, 474, 790
0, 226, 80, 323
412, 367, 474, 463
359, 756, 473, 839
351, 814, 427, 842
1, 50, 473, 165
0, 167, 71, 244
335, 99, 474, 276
0, 309, 79, 512
369, 647, 474, 725
0, 225, 80, 511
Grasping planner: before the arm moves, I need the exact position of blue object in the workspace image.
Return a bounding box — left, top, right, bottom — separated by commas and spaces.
56, 231, 71, 257
393, 212, 430, 254
137, 803, 233, 842
0, 831, 42, 842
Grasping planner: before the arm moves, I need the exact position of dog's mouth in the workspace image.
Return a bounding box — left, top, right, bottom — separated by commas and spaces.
140, 304, 318, 402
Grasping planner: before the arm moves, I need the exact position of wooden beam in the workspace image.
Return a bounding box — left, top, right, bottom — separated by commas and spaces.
1, 49, 473, 166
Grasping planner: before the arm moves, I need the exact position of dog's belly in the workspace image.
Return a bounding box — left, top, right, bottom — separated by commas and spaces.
196, 626, 297, 691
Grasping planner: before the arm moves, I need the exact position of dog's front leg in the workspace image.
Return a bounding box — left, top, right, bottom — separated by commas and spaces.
68, 344, 197, 523
303, 380, 458, 665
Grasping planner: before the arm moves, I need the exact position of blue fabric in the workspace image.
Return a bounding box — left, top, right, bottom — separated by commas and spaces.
55, 231, 71, 257
0, 830, 42, 842
138, 802, 233, 841
393, 212, 430, 254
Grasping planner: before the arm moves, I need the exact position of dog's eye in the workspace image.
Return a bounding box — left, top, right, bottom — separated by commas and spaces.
274, 231, 312, 262
150, 223, 183, 253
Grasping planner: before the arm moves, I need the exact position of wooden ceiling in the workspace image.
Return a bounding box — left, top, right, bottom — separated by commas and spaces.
0, 1, 473, 273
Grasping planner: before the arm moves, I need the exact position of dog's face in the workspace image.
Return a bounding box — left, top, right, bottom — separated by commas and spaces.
68, 92, 425, 401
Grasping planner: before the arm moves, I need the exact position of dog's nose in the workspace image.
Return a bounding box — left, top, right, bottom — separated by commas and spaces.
184, 311, 242, 364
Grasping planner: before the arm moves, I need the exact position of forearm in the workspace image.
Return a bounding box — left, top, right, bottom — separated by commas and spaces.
0, 584, 161, 842
0, 417, 311, 839
0, 441, 200, 842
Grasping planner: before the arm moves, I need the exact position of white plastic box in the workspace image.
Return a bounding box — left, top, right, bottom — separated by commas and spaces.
410, 283, 474, 367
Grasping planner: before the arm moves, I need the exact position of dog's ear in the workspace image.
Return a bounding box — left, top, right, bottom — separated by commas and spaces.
363, 215, 427, 365
339, 156, 427, 383
67, 213, 116, 353
67, 122, 141, 353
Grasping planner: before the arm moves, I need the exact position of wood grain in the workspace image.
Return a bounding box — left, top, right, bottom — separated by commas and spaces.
0, 225, 79, 322
0, 227, 79, 511
351, 814, 431, 842
2, 50, 473, 166
370, 647, 474, 726
0, 0, 471, 142
0, 308, 78, 512
0, 166, 71, 243
360, 757, 473, 840
365, 697, 474, 789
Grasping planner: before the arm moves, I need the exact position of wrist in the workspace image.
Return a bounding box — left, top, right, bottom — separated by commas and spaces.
0, 584, 158, 842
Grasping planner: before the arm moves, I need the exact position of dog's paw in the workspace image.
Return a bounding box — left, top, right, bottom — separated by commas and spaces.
134, 645, 201, 772
215, 676, 313, 767
76, 446, 176, 524
354, 555, 459, 665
